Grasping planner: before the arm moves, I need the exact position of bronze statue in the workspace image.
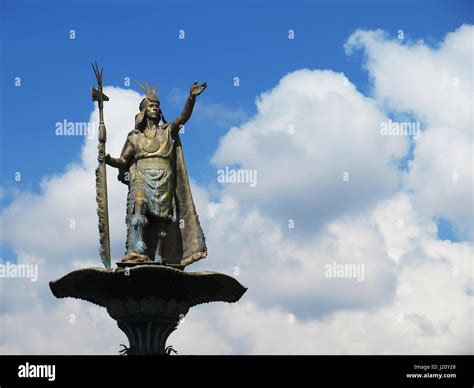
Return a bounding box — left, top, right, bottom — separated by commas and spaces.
104, 79, 208, 266
49, 65, 245, 356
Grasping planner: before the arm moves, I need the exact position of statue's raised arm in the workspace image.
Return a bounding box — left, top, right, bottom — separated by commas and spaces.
170, 80, 207, 133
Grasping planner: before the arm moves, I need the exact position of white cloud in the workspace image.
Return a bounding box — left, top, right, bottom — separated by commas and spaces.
345, 24, 474, 237
174, 194, 473, 355
211, 69, 409, 235
0, 87, 142, 268
0, 26, 472, 355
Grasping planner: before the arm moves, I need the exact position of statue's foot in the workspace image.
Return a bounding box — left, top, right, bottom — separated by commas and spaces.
121, 252, 152, 264
135, 240, 147, 254
154, 255, 166, 265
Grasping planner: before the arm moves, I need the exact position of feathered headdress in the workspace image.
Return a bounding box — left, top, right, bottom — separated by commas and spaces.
135, 80, 159, 106
134, 80, 167, 128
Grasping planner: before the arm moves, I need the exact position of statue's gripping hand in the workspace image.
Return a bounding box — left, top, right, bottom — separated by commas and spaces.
105, 135, 135, 168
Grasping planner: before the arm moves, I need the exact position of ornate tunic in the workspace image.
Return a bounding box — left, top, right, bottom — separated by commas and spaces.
125, 124, 176, 220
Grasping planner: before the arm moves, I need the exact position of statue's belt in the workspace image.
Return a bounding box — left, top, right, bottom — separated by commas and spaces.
135, 157, 171, 170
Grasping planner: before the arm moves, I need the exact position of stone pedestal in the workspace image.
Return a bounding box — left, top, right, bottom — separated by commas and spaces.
108, 297, 189, 355
49, 265, 246, 355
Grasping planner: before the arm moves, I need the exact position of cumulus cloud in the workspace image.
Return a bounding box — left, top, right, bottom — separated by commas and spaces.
0, 87, 142, 268
345, 24, 474, 237
0, 25, 472, 355
176, 194, 473, 355
211, 69, 409, 236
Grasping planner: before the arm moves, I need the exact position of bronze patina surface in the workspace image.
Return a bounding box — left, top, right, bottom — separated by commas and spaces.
105, 80, 208, 267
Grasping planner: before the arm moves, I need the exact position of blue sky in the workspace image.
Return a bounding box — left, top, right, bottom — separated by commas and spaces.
1, 0, 471, 186
0, 0, 472, 254
0, 0, 473, 355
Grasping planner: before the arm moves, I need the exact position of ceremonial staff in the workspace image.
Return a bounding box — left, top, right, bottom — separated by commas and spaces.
91, 62, 111, 268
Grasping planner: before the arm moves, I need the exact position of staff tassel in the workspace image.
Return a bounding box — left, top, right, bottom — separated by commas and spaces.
92, 62, 111, 268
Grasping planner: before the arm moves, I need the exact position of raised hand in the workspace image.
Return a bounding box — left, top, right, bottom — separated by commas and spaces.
190, 80, 207, 97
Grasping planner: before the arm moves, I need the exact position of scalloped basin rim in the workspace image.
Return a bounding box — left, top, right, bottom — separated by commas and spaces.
49, 265, 247, 308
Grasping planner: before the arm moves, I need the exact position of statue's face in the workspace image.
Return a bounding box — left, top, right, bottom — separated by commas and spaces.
145, 101, 160, 120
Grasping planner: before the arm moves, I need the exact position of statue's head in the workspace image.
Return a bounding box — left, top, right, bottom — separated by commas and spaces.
134, 81, 167, 130
143, 99, 160, 121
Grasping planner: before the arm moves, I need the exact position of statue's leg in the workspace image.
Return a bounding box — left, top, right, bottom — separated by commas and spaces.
131, 198, 147, 254
154, 218, 167, 264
